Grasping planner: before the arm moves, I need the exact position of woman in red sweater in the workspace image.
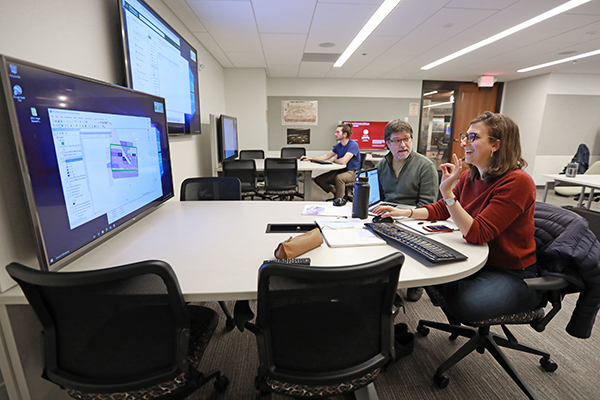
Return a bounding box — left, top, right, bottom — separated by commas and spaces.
374, 111, 542, 321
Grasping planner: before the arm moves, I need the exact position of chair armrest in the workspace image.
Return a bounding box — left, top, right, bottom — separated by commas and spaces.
524, 276, 569, 291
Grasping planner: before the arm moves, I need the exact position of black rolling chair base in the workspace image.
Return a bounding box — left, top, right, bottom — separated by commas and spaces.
417, 320, 555, 400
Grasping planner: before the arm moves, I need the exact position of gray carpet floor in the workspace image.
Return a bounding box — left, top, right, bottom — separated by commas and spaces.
192, 291, 600, 400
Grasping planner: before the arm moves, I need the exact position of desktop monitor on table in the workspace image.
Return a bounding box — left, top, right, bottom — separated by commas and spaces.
0, 55, 175, 271
217, 114, 238, 163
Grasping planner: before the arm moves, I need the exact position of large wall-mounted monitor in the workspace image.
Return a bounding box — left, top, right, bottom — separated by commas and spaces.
343, 121, 387, 151
217, 114, 238, 163
119, 0, 201, 135
0, 55, 175, 271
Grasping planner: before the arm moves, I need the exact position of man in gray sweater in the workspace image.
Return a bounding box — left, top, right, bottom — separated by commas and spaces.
377, 119, 439, 301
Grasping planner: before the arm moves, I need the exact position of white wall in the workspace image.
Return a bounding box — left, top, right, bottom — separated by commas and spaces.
267, 77, 422, 156
268, 77, 422, 98
501, 75, 550, 184
224, 68, 268, 151
503, 73, 600, 185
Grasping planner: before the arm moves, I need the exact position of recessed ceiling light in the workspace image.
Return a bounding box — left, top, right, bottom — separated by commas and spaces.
334, 0, 403, 67
421, 0, 592, 70
319, 42, 335, 48
518, 48, 600, 72
442, 23, 454, 28
558, 51, 577, 55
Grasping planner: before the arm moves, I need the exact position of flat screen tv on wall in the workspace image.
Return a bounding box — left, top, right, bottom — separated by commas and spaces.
119, 0, 201, 135
0, 55, 175, 271
343, 121, 387, 150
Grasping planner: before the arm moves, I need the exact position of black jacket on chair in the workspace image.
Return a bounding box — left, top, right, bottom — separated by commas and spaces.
534, 201, 600, 338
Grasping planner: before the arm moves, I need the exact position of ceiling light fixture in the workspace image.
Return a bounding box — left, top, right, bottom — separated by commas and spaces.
421, 0, 592, 70
423, 90, 438, 96
423, 101, 454, 109
334, 0, 403, 68
517, 48, 600, 72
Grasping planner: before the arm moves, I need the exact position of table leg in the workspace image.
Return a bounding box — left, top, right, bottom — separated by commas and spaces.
586, 188, 596, 209
577, 186, 586, 208
542, 182, 550, 202
302, 171, 312, 200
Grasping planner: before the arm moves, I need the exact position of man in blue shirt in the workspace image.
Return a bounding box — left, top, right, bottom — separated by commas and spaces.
301, 124, 360, 205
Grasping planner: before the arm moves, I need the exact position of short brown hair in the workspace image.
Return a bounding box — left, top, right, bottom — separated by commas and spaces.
468, 111, 527, 183
384, 119, 413, 142
338, 123, 353, 138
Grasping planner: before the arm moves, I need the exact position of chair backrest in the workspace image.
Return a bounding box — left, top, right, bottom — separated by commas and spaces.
280, 147, 306, 159
6, 260, 190, 393
223, 159, 258, 192
180, 177, 241, 201
585, 160, 600, 175
263, 157, 298, 190
255, 253, 403, 386
239, 149, 265, 159
359, 152, 366, 170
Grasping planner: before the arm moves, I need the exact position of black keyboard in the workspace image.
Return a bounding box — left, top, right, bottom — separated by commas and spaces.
365, 222, 468, 263
310, 159, 333, 165
263, 258, 311, 265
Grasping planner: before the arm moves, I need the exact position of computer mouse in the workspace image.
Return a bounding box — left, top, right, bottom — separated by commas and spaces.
332, 198, 348, 207
372, 214, 393, 223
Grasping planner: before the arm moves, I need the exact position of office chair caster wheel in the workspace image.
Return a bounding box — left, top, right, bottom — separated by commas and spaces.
225, 317, 236, 331
540, 357, 558, 372
214, 375, 230, 392
255, 376, 272, 394
476, 346, 485, 354
416, 325, 430, 336
449, 333, 459, 340
433, 373, 449, 388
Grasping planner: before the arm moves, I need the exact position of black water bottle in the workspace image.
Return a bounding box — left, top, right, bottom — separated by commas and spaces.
352, 174, 369, 219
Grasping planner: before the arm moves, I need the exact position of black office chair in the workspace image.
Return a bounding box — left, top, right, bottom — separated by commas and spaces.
6, 260, 229, 399
263, 157, 303, 200
222, 159, 265, 200
239, 149, 265, 159
180, 177, 240, 330
344, 152, 367, 201
416, 202, 600, 400
280, 147, 306, 159
180, 176, 241, 201
234, 253, 404, 399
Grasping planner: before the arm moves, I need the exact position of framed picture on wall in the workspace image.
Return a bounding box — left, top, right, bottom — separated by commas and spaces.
282, 100, 317, 125
287, 128, 310, 144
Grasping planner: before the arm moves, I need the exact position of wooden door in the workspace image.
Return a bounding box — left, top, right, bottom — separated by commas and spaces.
450, 84, 498, 159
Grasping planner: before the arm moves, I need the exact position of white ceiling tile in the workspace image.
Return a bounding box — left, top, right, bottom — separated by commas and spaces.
164, 0, 208, 32
161, 0, 600, 81
298, 61, 333, 78
192, 32, 234, 67
253, 0, 316, 33
227, 51, 267, 67
305, 2, 379, 51
186, 0, 262, 52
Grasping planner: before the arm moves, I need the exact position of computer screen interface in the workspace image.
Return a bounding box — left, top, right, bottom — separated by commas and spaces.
120, 0, 201, 135
344, 121, 387, 150
1, 55, 174, 270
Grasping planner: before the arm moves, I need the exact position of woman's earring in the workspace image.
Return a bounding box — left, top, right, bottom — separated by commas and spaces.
491, 150, 494, 158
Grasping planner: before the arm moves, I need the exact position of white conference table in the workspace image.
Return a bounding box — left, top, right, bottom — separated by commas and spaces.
0, 200, 488, 400
542, 174, 600, 209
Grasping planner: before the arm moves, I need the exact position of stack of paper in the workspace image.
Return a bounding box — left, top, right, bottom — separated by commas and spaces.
315, 218, 386, 247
